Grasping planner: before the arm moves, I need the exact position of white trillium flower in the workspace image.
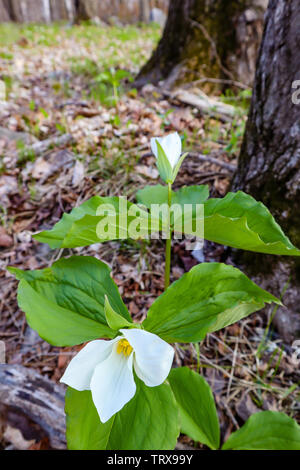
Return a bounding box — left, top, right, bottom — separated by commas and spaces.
60, 328, 174, 423
151, 132, 182, 169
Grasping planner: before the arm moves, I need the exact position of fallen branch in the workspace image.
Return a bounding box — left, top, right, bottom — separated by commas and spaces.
188, 152, 237, 172
30, 134, 74, 157
184, 77, 249, 91
154, 86, 236, 121
172, 89, 236, 121
0, 365, 66, 449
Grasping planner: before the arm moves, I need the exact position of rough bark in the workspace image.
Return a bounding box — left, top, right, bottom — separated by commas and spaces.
50, 0, 75, 22
139, 0, 151, 22
232, 0, 300, 342
0, 365, 66, 449
9, 0, 48, 23
0, 0, 10, 22
135, 0, 267, 89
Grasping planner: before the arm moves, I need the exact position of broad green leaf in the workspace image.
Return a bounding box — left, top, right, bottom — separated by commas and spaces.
143, 263, 280, 343
137, 189, 299, 256
201, 191, 300, 256
222, 411, 300, 450
174, 184, 209, 206
155, 140, 173, 183
104, 295, 134, 330
136, 184, 169, 207
136, 184, 209, 209
65, 379, 180, 450
33, 196, 164, 249
137, 184, 207, 236
65, 388, 113, 450
8, 256, 130, 346
168, 367, 220, 449
34, 196, 100, 248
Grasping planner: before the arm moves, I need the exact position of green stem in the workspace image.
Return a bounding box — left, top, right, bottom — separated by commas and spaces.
164, 182, 172, 290
113, 83, 118, 105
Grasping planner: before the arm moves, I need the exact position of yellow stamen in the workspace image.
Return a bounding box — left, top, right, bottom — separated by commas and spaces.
116, 338, 133, 357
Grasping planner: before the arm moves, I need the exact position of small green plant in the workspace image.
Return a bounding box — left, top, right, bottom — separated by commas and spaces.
158, 108, 175, 130
1, 75, 13, 98
69, 56, 100, 78
225, 119, 246, 154
93, 67, 133, 106
0, 24, 21, 46
22, 104, 51, 138
17, 141, 36, 165
220, 87, 252, 111
56, 122, 67, 135
0, 51, 13, 60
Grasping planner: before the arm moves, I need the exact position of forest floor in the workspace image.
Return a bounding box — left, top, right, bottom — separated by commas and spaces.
0, 23, 299, 450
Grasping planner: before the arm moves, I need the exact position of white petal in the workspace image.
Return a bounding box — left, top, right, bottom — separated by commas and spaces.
90, 346, 136, 423
150, 136, 162, 159
60, 338, 119, 391
162, 132, 182, 168
151, 133, 182, 169
120, 329, 174, 387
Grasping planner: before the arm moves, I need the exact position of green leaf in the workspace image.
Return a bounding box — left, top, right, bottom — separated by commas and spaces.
201, 191, 300, 256
222, 411, 300, 450
172, 152, 188, 182
173, 185, 209, 206
137, 189, 299, 256
136, 184, 209, 209
143, 263, 280, 343
155, 140, 173, 183
33, 196, 164, 249
34, 196, 100, 248
136, 184, 169, 208
65, 388, 113, 450
65, 379, 180, 450
137, 184, 208, 238
8, 256, 130, 346
168, 367, 220, 449
104, 295, 134, 330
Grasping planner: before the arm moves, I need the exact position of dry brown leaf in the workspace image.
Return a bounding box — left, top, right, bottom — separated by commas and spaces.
0, 227, 13, 247
4, 425, 36, 450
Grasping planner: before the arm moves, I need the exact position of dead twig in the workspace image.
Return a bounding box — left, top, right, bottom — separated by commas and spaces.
188, 152, 236, 172
29, 134, 74, 157
184, 76, 249, 91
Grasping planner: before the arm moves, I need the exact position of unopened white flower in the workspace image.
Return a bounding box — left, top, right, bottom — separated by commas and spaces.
151, 132, 182, 169
60, 328, 174, 423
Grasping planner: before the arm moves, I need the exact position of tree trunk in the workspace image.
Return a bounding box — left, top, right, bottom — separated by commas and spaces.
139, 0, 150, 22
0, 0, 10, 22
73, 0, 89, 23
50, 0, 75, 22
232, 0, 300, 342
0, 0, 169, 24
135, 0, 267, 90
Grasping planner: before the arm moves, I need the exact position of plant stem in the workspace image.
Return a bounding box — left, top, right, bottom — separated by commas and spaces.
164, 182, 172, 290
113, 82, 118, 105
